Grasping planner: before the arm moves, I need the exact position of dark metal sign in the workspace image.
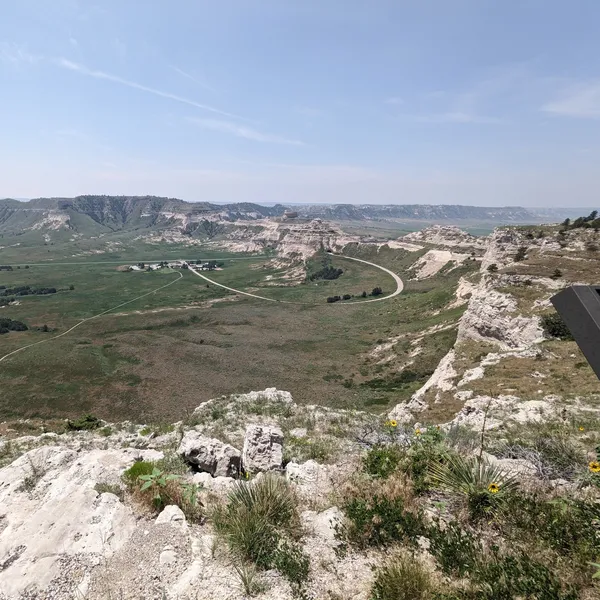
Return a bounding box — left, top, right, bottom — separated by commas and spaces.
550, 285, 600, 380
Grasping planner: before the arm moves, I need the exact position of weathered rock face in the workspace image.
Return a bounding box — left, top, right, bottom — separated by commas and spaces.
457, 286, 544, 350
403, 225, 488, 250
0, 446, 161, 598
177, 432, 241, 477
242, 425, 284, 473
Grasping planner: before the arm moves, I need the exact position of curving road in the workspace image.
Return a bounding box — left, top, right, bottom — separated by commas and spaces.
187, 253, 404, 305
0, 254, 403, 364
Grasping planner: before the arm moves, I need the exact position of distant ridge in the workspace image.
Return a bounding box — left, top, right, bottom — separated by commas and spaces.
0, 195, 586, 235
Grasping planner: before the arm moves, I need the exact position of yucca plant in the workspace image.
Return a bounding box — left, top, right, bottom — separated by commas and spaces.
227, 473, 298, 529
214, 474, 301, 567
429, 455, 519, 520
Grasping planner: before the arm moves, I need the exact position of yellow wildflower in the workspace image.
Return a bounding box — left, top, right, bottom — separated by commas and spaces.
488, 482, 500, 494
389, 420, 398, 428
589, 461, 600, 473
415, 428, 422, 436
579, 426, 585, 432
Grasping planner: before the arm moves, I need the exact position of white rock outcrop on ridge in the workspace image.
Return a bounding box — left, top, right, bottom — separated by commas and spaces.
242, 424, 284, 473
177, 432, 241, 477
457, 286, 544, 350
411, 249, 472, 279
403, 225, 487, 250
0, 446, 160, 598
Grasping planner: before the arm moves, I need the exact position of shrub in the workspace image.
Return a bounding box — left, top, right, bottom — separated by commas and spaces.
67, 414, 102, 431
371, 287, 383, 296
340, 478, 424, 548
514, 246, 527, 262
486, 263, 498, 273
402, 428, 449, 494
342, 294, 352, 300
541, 312, 573, 340
136, 467, 203, 522
427, 519, 480, 577
496, 431, 585, 480
499, 492, 600, 562
272, 539, 310, 597
370, 553, 434, 600
363, 445, 404, 479
122, 460, 155, 485
472, 551, 578, 600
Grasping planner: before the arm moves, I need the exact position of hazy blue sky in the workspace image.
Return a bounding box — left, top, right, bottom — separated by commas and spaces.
2, 1, 600, 206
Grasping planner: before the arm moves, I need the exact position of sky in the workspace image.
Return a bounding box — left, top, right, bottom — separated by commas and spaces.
2, 1, 600, 206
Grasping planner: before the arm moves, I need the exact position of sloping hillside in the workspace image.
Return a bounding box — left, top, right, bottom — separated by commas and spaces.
390, 218, 600, 428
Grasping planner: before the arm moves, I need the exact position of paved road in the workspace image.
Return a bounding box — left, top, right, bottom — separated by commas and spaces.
188, 253, 404, 304
0, 272, 183, 364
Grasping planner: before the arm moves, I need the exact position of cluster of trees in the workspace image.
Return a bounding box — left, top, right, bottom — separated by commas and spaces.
0, 317, 28, 334
326, 287, 383, 303
0, 285, 57, 297
310, 264, 344, 281
191, 260, 225, 269
561, 210, 599, 231
308, 258, 344, 282
0, 265, 13, 271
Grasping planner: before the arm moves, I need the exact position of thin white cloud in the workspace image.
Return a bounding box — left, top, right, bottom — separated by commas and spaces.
385, 97, 403, 105
0, 42, 40, 65
69, 37, 79, 47
171, 65, 216, 93
188, 117, 305, 145
542, 82, 600, 118
407, 112, 501, 124
55, 58, 241, 119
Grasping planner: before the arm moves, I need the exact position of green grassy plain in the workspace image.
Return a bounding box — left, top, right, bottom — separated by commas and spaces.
0, 241, 475, 422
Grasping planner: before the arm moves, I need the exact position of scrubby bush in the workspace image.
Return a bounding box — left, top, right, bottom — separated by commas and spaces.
514, 246, 527, 262
541, 312, 574, 340
339, 477, 424, 548
363, 445, 404, 479
122, 460, 155, 485
370, 553, 434, 600
472, 551, 578, 600
427, 520, 480, 577
67, 414, 102, 431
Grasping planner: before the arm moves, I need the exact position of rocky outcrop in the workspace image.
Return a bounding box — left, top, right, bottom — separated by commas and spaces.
177, 432, 241, 477
242, 425, 284, 473
410, 249, 472, 279
403, 225, 488, 250
0, 446, 161, 598
457, 286, 544, 350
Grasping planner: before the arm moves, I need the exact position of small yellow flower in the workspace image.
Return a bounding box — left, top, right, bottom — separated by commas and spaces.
579, 426, 585, 432
589, 461, 600, 473
415, 428, 422, 436
389, 420, 398, 428
436, 425, 441, 430
488, 482, 500, 494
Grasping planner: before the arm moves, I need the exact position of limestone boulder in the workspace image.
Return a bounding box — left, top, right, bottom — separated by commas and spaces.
177, 432, 241, 477
242, 424, 284, 473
